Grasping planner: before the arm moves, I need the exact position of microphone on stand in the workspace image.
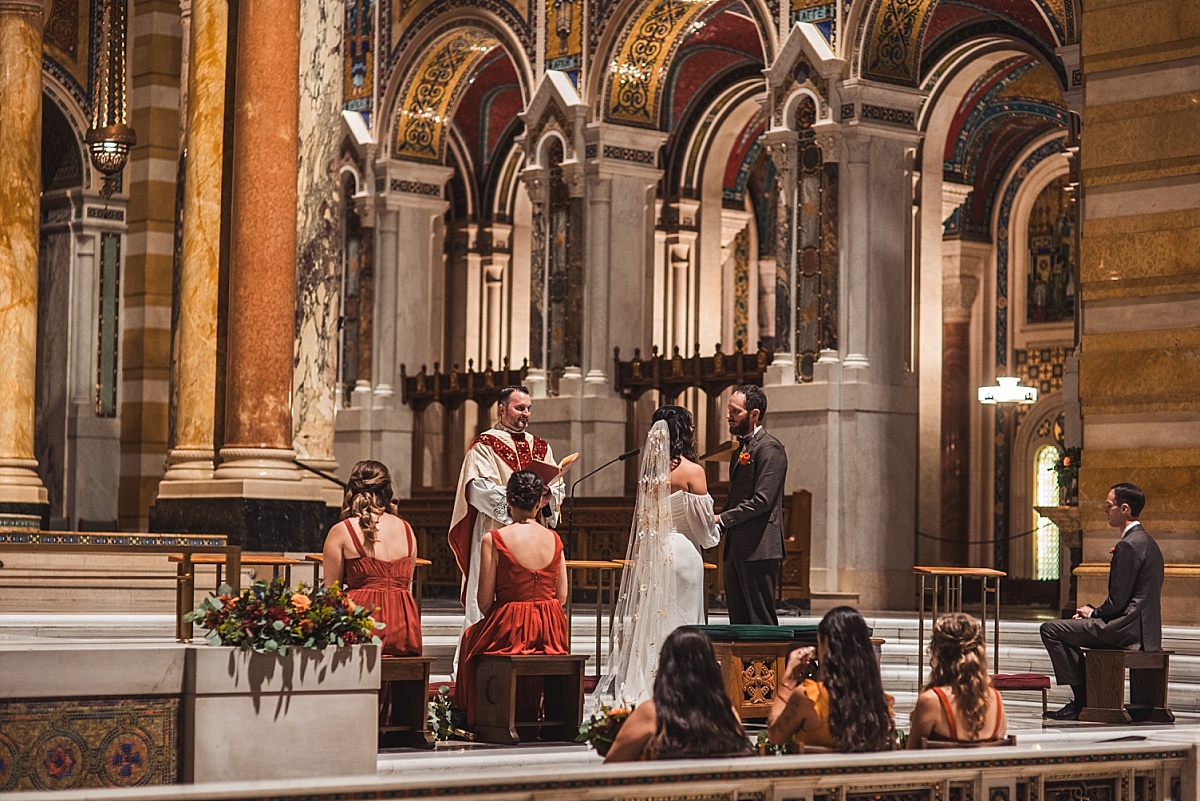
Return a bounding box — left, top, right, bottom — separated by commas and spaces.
565, 448, 640, 554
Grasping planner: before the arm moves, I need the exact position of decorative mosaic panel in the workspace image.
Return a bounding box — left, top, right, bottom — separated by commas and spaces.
605, 0, 713, 127
545, 0, 582, 84
733, 226, 750, 346
1044, 778, 1116, 801
0, 697, 177, 792
1024, 176, 1075, 325
344, 0, 374, 122
862, 0, 935, 86
392, 27, 499, 163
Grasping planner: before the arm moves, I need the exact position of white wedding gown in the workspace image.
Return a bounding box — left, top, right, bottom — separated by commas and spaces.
596, 421, 723, 704
667, 490, 721, 629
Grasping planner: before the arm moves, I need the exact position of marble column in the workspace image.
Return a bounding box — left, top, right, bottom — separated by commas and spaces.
0, 0, 49, 522
939, 239, 986, 565
159, 0, 226, 488
155, 0, 325, 548
219, 0, 305, 473
292, 0, 345, 508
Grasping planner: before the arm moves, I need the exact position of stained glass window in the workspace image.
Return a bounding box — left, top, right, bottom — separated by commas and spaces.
1033, 445, 1061, 580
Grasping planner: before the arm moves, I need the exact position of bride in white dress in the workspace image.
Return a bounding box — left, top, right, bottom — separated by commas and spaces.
595, 406, 721, 704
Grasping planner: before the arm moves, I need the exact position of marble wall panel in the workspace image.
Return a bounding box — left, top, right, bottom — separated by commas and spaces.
293, 0, 345, 463
1080, 209, 1200, 299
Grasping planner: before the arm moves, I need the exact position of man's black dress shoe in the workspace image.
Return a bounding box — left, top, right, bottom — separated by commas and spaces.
1043, 701, 1083, 720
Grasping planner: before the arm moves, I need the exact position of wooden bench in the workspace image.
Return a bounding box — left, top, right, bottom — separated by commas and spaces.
1080, 648, 1174, 724
991, 673, 1050, 713
379, 656, 435, 749
168, 553, 301, 590
472, 653, 588, 745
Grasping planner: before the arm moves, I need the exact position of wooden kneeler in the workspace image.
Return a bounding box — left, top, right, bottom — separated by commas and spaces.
380, 656, 435, 748
1079, 648, 1174, 724
473, 654, 589, 745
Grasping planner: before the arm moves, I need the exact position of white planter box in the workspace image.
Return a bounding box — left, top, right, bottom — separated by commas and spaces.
181, 644, 380, 783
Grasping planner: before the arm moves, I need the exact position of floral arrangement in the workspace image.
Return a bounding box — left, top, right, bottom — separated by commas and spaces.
1050, 447, 1080, 483
738, 451, 752, 466
577, 701, 634, 756
184, 579, 382, 654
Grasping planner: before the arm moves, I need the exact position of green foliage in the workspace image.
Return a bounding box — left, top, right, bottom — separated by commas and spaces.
183, 579, 383, 655
428, 684, 454, 741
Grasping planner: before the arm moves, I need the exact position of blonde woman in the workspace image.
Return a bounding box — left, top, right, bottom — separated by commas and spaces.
322, 460, 422, 656
908, 613, 1006, 747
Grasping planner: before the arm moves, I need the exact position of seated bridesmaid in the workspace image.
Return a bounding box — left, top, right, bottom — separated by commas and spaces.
321, 459, 422, 657
767, 606, 893, 752
907, 613, 1006, 748
604, 627, 751, 762
456, 470, 569, 729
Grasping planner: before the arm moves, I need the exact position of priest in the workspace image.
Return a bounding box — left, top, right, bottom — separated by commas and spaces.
448, 385, 565, 673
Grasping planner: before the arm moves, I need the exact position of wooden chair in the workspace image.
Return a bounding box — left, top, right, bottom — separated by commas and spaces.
1079, 648, 1174, 724
919, 735, 1016, 749
472, 653, 588, 744
379, 656, 435, 749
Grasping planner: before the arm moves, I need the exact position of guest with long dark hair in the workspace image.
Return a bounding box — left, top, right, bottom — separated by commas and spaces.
605, 627, 751, 761
767, 606, 892, 752
908, 613, 1006, 746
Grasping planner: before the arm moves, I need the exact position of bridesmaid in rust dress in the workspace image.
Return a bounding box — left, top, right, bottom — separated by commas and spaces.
322, 460, 422, 657
456, 470, 568, 729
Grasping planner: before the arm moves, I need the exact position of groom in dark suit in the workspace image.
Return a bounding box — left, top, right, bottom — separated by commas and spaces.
1040, 482, 1164, 720
716, 385, 788, 625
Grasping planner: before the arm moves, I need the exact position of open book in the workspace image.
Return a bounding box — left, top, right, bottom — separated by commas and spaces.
525, 451, 579, 485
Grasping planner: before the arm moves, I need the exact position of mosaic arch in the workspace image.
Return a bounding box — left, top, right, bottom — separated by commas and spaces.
602, 0, 774, 129
857, 0, 1074, 86
391, 26, 513, 163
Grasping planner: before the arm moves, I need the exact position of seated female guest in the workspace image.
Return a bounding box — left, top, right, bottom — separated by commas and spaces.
321, 459, 421, 656
907, 613, 1006, 747
605, 627, 751, 762
767, 606, 893, 752
456, 470, 569, 729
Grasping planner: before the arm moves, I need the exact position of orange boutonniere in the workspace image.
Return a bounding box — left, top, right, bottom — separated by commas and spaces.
738, 451, 752, 466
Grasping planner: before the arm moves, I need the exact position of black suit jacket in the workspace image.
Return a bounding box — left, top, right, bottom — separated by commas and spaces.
719, 428, 787, 562
1086, 524, 1164, 651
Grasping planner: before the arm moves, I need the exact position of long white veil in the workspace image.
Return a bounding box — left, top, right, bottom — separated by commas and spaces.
593, 419, 674, 705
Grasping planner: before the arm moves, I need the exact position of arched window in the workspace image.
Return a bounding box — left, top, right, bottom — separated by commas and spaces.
1033, 445, 1061, 580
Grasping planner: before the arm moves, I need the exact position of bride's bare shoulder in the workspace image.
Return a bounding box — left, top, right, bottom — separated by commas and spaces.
671, 458, 708, 494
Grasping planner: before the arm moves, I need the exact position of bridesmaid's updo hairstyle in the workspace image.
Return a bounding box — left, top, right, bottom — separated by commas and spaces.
652, 405, 697, 463
507, 470, 544, 513
342, 460, 395, 545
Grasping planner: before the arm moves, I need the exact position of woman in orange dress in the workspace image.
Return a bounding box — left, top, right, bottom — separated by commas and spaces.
907, 613, 1006, 747
322, 460, 422, 656
456, 470, 569, 729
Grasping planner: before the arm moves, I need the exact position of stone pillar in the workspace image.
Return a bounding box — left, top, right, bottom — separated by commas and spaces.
761, 81, 926, 609
159, 0, 226, 487
154, 0, 325, 548
0, 0, 49, 524
764, 128, 799, 383
939, 239, 987, 565
293, 0, 346, 509
335, 162, 448, 498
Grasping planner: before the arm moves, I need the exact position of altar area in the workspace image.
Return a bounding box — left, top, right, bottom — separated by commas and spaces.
4, 608, 1200, 799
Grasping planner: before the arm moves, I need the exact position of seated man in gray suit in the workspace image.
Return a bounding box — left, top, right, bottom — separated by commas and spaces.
1040, 482, 1164, 720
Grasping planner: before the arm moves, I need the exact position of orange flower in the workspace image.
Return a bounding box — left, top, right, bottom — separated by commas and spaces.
346, 599, 357, 612
291, 593, 312, 613
738, 451, 752, 466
